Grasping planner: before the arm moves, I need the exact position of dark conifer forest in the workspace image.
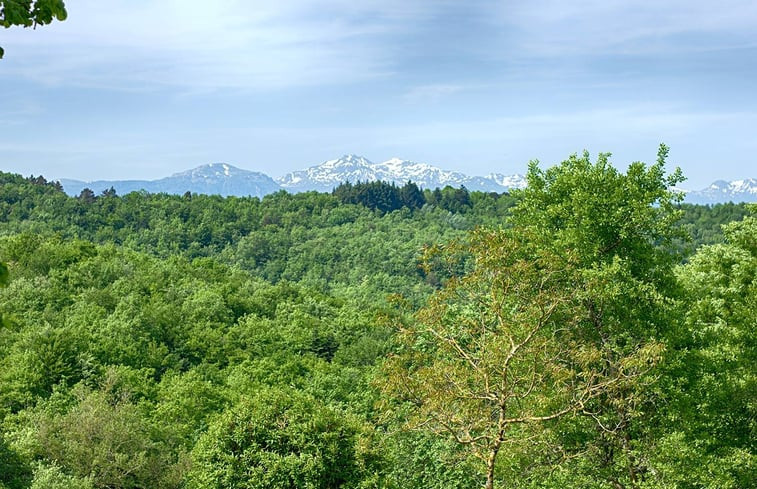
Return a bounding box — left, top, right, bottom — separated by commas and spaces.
0, 150, 754, 488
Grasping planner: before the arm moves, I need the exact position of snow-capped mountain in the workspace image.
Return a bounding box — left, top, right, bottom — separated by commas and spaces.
276, 155, 378, 193
56, 157, 754, 204
157, 163, 281, 196
371, 157, 471, 189
59, 156, 527, 198
488, 173, 528, 190
276, 155, 525, 193
60, 163, 281, 198
684, 178, 757, 204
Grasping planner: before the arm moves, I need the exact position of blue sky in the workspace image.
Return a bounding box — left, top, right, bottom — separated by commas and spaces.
2, 0, 756, 188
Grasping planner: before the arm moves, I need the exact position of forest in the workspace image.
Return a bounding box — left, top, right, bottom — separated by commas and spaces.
0, 148, 754, 489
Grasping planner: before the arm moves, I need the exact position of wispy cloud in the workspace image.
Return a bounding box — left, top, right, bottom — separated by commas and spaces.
403, 84, 469, 103
497, 0, 757, 57
1, 0, 456, 91
7, 1, 752, 90
2, 0, 754, 188
0, 100, 44, 125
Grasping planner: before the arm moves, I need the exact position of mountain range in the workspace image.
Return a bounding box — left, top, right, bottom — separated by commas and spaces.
276, 154, 523, 193
59, 163, 280, 198
57, 155, 757, 204
682, 179, 757, 204
59, 155, 527, 198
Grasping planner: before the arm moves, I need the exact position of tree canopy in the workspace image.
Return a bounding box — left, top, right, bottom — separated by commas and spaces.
382, 146, 690, 488
0, 152, 753, 488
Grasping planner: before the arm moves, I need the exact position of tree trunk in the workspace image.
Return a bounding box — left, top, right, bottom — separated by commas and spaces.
485, 398, 508, 488
484, 425, 504, 489
485, 448, 498, 489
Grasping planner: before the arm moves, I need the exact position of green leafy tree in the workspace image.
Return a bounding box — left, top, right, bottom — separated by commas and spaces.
508, 146, 685, 488
383, 227, 662, 489
77, 188, 96, 204
0, 433, 30, 489
29, 463, 94, 489
0, 0, 67, 58
188, 388, 378, 489
399, 181, 426, 210
0, 262, 7, 287
0, 260, 8, 329
383, 146, 685, 488
34, 381, 180, 489
653, 206, 757, 488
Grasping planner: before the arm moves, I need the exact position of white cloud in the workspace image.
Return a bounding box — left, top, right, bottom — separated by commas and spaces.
495, 0, 757, 56
403, 84, 468, 103
1, 0, 449, 90
5, 1, 753, 90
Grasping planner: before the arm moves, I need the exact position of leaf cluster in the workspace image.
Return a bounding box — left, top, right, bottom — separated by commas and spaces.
0, 0, 67, 58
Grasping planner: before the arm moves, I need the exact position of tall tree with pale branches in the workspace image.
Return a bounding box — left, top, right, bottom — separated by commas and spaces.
381, 146, 685, 488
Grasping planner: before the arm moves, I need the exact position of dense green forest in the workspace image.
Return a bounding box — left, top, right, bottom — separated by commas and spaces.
0, 150, 754, 488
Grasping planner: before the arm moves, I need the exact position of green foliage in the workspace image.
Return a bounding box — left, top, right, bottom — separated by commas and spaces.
0, 262, 7, 287
383, 146, 689, 488
658, 206, 757, 487
188, 388, 378, 489
0, 162, 752, 489
0, 0, 67, 58
511, 145, 685, 271
0, 432, 30, 489
382, 432, 478, 488
333, 180, 426, 213
675, 202, 750, 255
33, 384, 180, 489
28, 463, 94, 489
425, 185, 473, 213
383, 228, 595, 487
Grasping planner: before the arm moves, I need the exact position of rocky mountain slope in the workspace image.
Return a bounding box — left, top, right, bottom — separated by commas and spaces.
276, 155, 525, 193
682, 178, 757, 204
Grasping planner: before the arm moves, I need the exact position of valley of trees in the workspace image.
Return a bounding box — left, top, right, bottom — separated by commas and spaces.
0, 148, 754, 488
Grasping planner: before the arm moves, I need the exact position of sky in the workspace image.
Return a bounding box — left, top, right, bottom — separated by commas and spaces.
1, 0, 756, 189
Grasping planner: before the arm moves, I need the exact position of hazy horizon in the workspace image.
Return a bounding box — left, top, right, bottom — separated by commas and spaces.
43, 156, 752, 193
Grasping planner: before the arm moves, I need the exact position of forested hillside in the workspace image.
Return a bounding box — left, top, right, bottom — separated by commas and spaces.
0, 151, 754, 488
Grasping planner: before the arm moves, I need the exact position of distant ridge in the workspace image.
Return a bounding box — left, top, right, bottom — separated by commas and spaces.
275, 154, 527, 193
59, 156, 528, 197
56, 157, 756, 204
682, 178, 757, 204
60, 163, 281, 198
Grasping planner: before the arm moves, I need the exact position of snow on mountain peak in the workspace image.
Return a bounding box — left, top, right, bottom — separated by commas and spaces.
374, 157, 429, 172
276, 155, 526, 193
275, 155, 377, 191
488, 173, 528, 189
730, 178, 757, 193
173, 163, 239, 180
321, 155, 374, 171
684, 177, 757, 204
57, 156, 757, 203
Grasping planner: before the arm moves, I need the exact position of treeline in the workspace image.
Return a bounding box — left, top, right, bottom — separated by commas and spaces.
1, 172, 518, 303
333, 180, 479, 214
0, 162, 754, 489
1, 171, 745, 264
